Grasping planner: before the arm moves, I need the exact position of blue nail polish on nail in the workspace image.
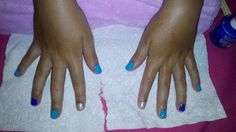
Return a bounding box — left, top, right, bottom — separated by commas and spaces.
95, 64, 102, 74
197, 84, 202, 92
14, 69, 21, 77
160, 109, 167, 119
179, 104, 186, 112
125, 61, 134, 71
31, 98, 38, 106
51, 109, 59, 119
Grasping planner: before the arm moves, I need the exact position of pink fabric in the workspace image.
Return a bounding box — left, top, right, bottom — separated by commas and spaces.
1, 0, 236, 131
0, 0, 220, 34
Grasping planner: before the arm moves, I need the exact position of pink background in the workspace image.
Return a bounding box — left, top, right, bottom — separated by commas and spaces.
0, 0, 236, 131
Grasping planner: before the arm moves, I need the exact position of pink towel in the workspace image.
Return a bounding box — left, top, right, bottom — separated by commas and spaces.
0, 0, 220, 34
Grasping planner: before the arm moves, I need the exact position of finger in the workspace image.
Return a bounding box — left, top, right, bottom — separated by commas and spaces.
82, 36, 102, 74
185, 52, 201, 92
137, 57, 160, 109
68, 59, 86, 111
156, 65, 172, 119
15, 41, 41, 77
125, 35, 149, 71
31, 55, 51, 106
50, 60, 66, 119
173, 63, 187, 112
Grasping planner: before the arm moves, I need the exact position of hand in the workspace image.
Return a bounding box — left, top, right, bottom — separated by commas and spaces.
126, 0, 203, 119
15, 0, 102, 119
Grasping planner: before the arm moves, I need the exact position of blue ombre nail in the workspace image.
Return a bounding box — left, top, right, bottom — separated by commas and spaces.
178, 104, 186, 112
14, 69, 21, 77
51, 108, 59, 119
31, 98, 38, 106
197, 84, 202, 92
160, 109, 167, 119
95, 64, 102, 74
125, 60, 134, 71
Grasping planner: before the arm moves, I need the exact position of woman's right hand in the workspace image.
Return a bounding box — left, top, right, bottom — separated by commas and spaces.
15, 0, 101, 119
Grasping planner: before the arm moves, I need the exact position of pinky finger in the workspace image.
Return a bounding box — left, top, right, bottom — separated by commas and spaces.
185, 52, 201, 92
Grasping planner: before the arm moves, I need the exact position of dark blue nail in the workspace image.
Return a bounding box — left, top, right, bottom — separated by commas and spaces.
197, 84, 202, 92
178, 104, 186, 112
94, 64, 102, 74
31, 98, 38, 106
51, 108, 59, 119
160, 109, 167, 119
125, 61, 134, 71
14, 69, 21, 77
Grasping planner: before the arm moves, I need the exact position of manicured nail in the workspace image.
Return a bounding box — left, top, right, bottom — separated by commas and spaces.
160, 109, 167, 119
178, 104, 186, 112
14, 69, 21, 77
31, 98, 38, 106
76, 103, 84, 111
139, 101, 146, 109
94, 64, 102, 74
125, 60, 134, 71
197, 84, 202, 92
51, 108, 59, 119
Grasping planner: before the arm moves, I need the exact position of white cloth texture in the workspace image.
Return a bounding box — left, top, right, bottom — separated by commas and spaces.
0, 25, 226, 131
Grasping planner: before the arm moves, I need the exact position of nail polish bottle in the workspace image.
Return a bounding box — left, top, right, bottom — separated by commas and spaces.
211, 15, 236, 48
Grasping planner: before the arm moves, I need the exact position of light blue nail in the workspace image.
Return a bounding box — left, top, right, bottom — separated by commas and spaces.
197, 84, 202, 92
95, 64, 102, 74
160, 109, 167, 119
14, 69, 21, 77
51, 108, 59, 119
125, 61, 134, 71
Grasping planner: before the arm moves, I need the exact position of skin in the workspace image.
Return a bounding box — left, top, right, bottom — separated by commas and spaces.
16, 0, 100, 118
16, 0, 203, 119
127, 0, 203, 118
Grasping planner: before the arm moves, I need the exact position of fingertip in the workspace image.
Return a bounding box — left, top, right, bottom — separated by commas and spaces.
94, 64, 102, 74
31, 97, 38, 106
50, 108, 60, 119
76, 102, 85, 111
125, 60, 135, 71
197, 83, 202, 92
138, 101, 146, 109
159, 108, 167, 119
14, 68, 21, 77
178, 104, 186, 112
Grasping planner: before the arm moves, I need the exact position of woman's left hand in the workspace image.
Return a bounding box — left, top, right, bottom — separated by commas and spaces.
126, 0, 203, 119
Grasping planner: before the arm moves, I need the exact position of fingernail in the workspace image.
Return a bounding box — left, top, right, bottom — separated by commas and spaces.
51, 108, 59, 119
197, 84, 202, 92
14, 68, 21, 77
139, 101, 146, 109
178, 104, 186, 112
76, 103, 84, 111
160, 109, 167, 119
125, 60, 134, 71
94, 64, 102, 74
31, 98, 38, 106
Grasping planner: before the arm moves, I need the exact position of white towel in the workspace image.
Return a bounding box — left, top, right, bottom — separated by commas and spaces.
0, 25, 226, 131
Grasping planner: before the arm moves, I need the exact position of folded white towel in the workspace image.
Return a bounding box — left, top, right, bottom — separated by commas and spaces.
0, 25, 226, 131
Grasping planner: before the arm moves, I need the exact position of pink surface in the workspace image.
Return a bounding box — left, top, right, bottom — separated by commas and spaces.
1, 0, 236, 132
0, 0, 220, 34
